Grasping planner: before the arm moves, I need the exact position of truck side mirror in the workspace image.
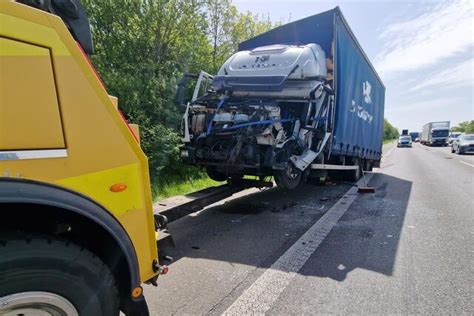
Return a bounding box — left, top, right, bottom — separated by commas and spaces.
176, 73, 198, 108
176, 77, 186, 108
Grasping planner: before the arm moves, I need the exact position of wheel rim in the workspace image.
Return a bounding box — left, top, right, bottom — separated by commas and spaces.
0, 292, 78, 316
285, 163, 300, 180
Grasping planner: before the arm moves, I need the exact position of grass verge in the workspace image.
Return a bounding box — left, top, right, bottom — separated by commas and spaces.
383, 138, 396, 144
151, 176, 223, 202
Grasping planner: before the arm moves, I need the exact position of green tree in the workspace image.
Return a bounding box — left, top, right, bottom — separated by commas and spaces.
383, 118, 399, 140
451, 120, 474, 133
205, 1, 280, 73
229, 11, 278, 50
83, 0, 212, 181
205, 0, 236, 73
82, 0, 280, 187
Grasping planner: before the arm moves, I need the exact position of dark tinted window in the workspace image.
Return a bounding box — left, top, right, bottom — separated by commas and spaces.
432, 130, 449, 137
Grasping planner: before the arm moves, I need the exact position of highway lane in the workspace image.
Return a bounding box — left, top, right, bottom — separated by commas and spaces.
424, 144, 474, 167
265, 143, 473, 314
145, 143, 473, 314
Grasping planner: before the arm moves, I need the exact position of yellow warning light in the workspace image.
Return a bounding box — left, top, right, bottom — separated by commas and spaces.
131, 287, 142, 298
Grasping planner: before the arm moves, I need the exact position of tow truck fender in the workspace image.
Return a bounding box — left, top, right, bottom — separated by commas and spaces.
0, 178, 142, 301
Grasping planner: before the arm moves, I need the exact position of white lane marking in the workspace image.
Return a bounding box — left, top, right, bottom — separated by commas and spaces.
460, 160, 474, 168
224, 173, 374, 315
383, 144, 396, 159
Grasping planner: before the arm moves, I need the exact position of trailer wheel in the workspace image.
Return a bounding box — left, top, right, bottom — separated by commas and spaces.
343, 160, 361, 182
206, 167, 228, 182
364, 160, 373, 172
0, 231, 120, 316
274, 163, 303, 190
349, 165, 361, 182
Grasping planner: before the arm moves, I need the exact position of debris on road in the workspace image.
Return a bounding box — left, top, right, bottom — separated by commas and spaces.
358, 187, 376, 193
358, 169, 376, 193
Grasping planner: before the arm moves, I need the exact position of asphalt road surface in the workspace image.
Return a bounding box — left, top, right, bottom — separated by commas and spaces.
145, 142, 473, 315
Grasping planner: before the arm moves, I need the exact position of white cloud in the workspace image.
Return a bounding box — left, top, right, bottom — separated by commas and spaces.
375, 0, 474, 76
408, 58, 474, 92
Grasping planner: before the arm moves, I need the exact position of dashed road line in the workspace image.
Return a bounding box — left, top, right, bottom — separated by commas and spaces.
223, 173, 374, 315
459, 160, 474, 168
383, 144, 396, 159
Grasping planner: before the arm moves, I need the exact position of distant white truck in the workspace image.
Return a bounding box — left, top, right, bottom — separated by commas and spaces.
421, 121, 450, 146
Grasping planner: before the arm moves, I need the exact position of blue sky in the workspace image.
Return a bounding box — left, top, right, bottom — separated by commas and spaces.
233, 0, 474, 132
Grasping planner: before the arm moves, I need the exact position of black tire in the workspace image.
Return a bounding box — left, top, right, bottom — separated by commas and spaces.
451, 147, 455, 153
0, 231, 119, 315
206, 166, 228, 182
364, 160, 373, 172
274, 163, 303, 190
342, 161, 361, 182
350, 165, 362, 182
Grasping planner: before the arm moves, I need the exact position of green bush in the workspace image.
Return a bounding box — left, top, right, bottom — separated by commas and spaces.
383, 118, 399, 141
82, 0, 279, 192
452, 120, 474, 133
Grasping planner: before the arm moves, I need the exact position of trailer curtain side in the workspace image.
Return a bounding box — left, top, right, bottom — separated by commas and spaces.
239, 7, 385, 160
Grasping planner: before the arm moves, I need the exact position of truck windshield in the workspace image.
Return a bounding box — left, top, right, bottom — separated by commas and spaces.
432, 130, 449, 137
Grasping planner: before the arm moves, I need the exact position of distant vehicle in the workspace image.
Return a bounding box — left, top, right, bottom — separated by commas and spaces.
421, 121, 450, 146
451, 134, 474, 154
401, 129, 409, 136
409, 131, 419, 141
415, 137, 420, 143
397, 135, 412, 148
448, 132, 462, 145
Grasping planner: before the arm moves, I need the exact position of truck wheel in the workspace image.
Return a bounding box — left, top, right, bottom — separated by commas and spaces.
364, 160, 373, 172
206, 167, 228, 182
351, 165, 362, 182
451, 147, 455, 153
343, 162, 361, 182
0, 232, 120, 316
274, 163, 302, 190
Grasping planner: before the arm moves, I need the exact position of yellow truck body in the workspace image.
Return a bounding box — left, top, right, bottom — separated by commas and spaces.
0, 1, 160, 314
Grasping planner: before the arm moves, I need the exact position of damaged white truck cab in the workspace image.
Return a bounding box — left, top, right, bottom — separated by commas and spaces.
179, 43, 334, 189
179, 8, 385, 190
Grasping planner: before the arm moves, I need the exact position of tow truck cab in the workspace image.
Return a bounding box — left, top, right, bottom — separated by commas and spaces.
0, 1, 161, 314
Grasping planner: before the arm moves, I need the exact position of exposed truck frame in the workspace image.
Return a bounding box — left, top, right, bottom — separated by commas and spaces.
0, 1, 166, 314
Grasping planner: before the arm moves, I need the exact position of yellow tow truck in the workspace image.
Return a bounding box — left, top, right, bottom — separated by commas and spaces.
0, 1, 166, 314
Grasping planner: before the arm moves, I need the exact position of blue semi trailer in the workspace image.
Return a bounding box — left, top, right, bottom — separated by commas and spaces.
179, 7, 385, 189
